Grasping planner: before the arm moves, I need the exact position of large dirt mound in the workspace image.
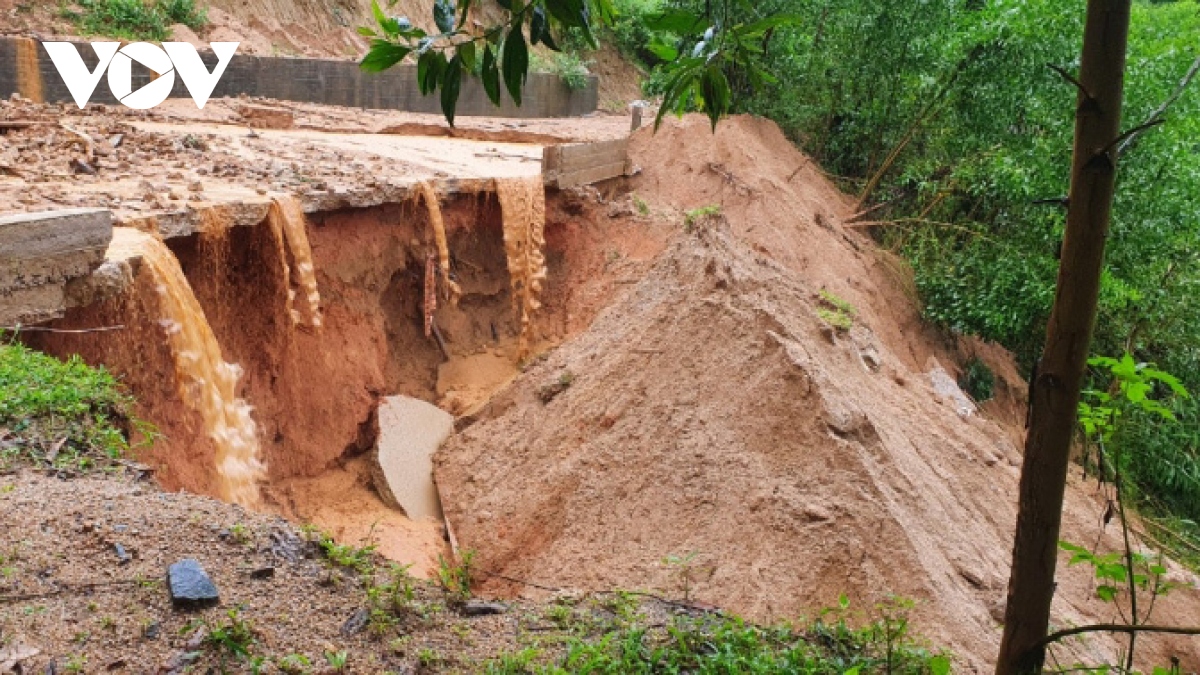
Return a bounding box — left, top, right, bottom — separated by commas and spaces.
435, 115, 1200, 670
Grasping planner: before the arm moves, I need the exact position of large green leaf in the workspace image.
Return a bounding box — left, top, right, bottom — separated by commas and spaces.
502, 23, 528, 106
530, 7, 549, 46
646, 38, 678, 62
417, 51, 447, 95
441, 55, 463, 126
653, 58, 703, 131
371, 0, 387, 28
360, 41, 411, 72
457, 41, 476, 71
456, 0, 473, 29
645, 9, 704, 33
700, 65, 731, 131
481, 46, 501, 105
546, 0, 594, 46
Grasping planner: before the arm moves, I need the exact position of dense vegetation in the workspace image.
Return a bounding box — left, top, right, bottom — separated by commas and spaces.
591, 0, 1200, 548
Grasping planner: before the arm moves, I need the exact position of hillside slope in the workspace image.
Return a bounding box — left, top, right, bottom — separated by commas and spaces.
435, 115, 1200, 671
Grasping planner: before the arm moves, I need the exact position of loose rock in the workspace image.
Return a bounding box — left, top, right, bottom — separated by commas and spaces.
167, 559, 219, 610
462, 601, 507, 617
340, 608, 369, 636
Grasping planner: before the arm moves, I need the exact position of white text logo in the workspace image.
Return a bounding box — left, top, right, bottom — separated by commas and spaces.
42, 42, 239, 110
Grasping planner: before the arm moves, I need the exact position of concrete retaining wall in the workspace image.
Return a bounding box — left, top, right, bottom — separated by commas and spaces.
0, 36, 598, 118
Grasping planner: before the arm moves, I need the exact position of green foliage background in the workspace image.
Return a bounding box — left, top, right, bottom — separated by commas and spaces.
709, 0, 1200, 524
605, 0, 1200, 528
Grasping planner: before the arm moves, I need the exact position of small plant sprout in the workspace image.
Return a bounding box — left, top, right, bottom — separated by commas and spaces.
276, 653, 312, 674
817, 289, 857, 333
228, 522, 253, 545
536, 370, 576, 403
324, 649, 349, 670
684, 204, 722, 231
417, 647, 443, 668
205, 608, 256, 661
437, 550, 476, 606
314, 529, 377, 574
663, 551, 701, 603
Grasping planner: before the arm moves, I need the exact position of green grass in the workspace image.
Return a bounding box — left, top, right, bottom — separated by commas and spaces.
817, 290, 857, 333
158, 0, 207, 27
0, 340, 136, 472
684, 205, 722, 231
482, 598, 949, 674
315, 533, 377, 574
65, 0, 208, 42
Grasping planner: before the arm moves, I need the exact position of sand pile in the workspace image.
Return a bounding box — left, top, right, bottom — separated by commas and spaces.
435, 115, 1200, 670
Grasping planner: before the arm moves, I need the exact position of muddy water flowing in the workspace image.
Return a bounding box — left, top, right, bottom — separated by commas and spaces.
15, 37, 43, 103
268, 196, 323, 328
495, 176, 547, 354
417, 182, 461, 305
111, 229, 266, 505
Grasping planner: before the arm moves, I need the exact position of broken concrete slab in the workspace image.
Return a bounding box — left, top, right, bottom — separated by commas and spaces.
0, 208, 113, 325
0, 208, 112, 289
370, 395, 454, 521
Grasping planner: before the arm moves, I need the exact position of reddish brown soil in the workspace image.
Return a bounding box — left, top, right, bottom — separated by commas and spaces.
21, 106, 1200, 669
433, 115, 1200, 671
32, 188, 670, 573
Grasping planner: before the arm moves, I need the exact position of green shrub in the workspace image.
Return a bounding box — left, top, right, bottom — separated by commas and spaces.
68, 0, 208, 41
159, 0, 207, 29
959, 357, 995, 403
609, 0, 670, 68
532, 52, 592, 91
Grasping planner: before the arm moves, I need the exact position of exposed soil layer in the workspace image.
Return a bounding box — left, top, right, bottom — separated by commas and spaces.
434, 115, 1200, 671
31, 188, 671, 576
17, 102, 1200, 670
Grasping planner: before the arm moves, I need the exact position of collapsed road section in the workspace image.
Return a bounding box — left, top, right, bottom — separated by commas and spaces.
1, 95, 639, 574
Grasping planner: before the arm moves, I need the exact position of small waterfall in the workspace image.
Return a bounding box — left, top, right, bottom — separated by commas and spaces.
267, 196, 323, 328
495, 176, 547, 356
110, 229, 266, 506
15, 38, 44, 103
417, 181, 462, 306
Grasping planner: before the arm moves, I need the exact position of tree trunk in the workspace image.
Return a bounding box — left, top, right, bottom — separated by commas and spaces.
995, 1, 1131, 673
